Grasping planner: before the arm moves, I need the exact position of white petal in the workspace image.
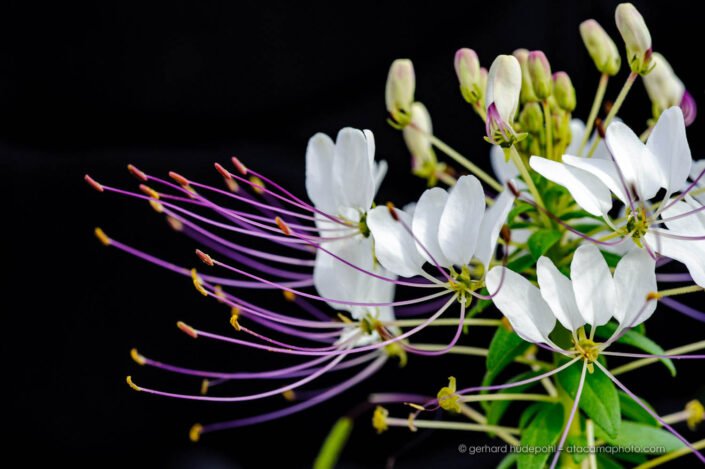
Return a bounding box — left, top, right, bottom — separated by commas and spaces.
475, 189, 515, 268
661, 197, 705, 233
571, 243, 615, 327
367, 206, 425, 278
305, 132, 336, 213
373, 160, 388, 196
537, 256, 585, 332
486, 55, 521, 123
314, 237, 374, 313
645, 232, 705, 288
605, 122, 661, 200
333, 128, 375, 211
412, 187, 452, 267
566, 119, 587, 156
438, 175, 485, 266
690, 158, 705, 182
530, 156, 613, 216
486, 267, 556, 344
646, 107, 692, 196
612, 248, 657, 333
562, 154, 628, 203
490, 145, 519, 185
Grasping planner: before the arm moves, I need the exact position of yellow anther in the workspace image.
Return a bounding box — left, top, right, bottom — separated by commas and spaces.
372, 406, 389, 434
126, 375, 141, 392
214, 285, 226, 303
200, 379, 209, 396
275, 217, 292, 236
139, 184, 160, 200
384, 341, 408, 368
166, 216, 184, 232
437, 376, 461, 413
231, 306, 241, 320
249, 176, 265, 194
405, 403, 425, 411
282, 290, 296, 302
686, 400, 704, 431
189, 423, 203, 442
177, 321, 198, 339
130, 348, 146, 366
282, 390, 296, 402
647, 291, 662, 301
149, 199, 164, 213
94, 227, 111, 246
230, 314, 241, 331
337, 313, 353, 324
191, 269, 208, 297
225, 178, 239, 193
407, 413, 418, 432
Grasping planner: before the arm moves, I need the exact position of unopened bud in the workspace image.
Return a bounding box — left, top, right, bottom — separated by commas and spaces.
486, 55, 521, 125
513, 48, 537, 104
553, 72, 576, 112
519, 102, 544, 133
580, 19, 621, 76
615, 3, 652, 75
403, 102, 436, 173
385, 59, 415, 127
642, 52, 685, 113
454, 48, 483, 105
528, 51, 552, 100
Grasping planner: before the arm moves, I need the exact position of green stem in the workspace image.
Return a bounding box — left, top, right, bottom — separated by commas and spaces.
586, 419, 598, 469
611, 340, 705, 375
385, 318, 502, 328
509, 145, 551, 227
657, 285, 704, 297
415, 127, 504, 193
633, 438, 705, 469
587, 72, 638, 158
578, 73, 609, 156
542, 100, 554, 159
386, 417, 520, 435
458, 393, 557, 403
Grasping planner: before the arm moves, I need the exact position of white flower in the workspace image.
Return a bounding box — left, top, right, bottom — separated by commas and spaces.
367, 175, 515, 278
529, 108, 705, 285
643, 52, 685, 112
486, 55, 521, 125
486, 244, 656, 346
305, 128, 394, 320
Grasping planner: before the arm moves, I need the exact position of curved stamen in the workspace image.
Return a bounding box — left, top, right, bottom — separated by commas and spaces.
656, 165, 705, 216
549, 360, 588, 469
401, 298, 465, 356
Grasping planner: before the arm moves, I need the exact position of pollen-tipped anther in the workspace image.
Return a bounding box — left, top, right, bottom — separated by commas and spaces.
130, 348, 146, 365
139, 184, 160, 200
195, 249, 214, 267
94, 227, 111, 246
214, 162, 232, 180
282, 290, 296, 302
200, 379, 209, 396
177, 321, 199, 339
386, 202, 399, 221
275, 217, 292, 236
127, 164, 148, 181
126, 375, 141, 392
189, 423, 203, 442
191, 269, 208, 296
168, 171, 190, 187
646, 291, 662, 301
84, 174, 104, 192
231, 156, 248, 175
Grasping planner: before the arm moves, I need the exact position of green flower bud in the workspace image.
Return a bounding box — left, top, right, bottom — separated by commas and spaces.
520, 102, 544, 133
454, 48, 483, 105
579, 19, 621, 76
642, 52, 685, 113
385, 59, 415, 127
403, 102, 437, 173
513, 48, 537, 104
528, 51, 552, 100
553, 72, 576, 112
615, 3, 653, 75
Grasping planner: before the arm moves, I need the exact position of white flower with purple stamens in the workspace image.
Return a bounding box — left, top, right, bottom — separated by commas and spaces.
529, 107, 705, 286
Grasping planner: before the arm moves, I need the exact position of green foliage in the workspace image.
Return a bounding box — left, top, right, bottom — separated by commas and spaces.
518, 403, 564, 469
483, 328, 532, 389
556, 361, 621, 438
595, 322, 676, 376
487, 371, 541, 426
527, 229, 562, 260
313, 417, 353, 469
618, 391, 658, 426
595, 420, 685, 454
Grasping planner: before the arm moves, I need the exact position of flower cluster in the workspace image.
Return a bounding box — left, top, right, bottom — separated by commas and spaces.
87, 2, 705, 467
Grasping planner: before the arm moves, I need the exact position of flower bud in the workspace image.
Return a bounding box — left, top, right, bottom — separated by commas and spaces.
486, 55, 521, 125
519, 102, 544, 133
615, 3, 652, 75
385, 59, 415, 127
642, 52, 684, 113
403, 102, 436, 172
454, 48, 483, 105
579, 19, 621, 76
528, 51, 553, 100
513, 48, 537, 103
553, 72, 576, 112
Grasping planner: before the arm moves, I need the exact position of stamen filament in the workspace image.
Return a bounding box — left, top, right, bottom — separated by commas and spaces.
385, 417, 520, 435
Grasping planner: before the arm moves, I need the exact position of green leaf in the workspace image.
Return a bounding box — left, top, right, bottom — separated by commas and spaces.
601, 250, 623, 268
559, 209, 600, 221
566, 433, 588, 464
527, 229, 562, 260
618, 391, 658, 426
497, 453, 518, 469
595, 421, 685, 454
556, 361, 621, 438
507, 254, 536, 273
313, 417, 353, 469
518, 403, 564, 469
595, 454, 626, 469
519, 402, 548, 429
487, 371, 541, 426
483, 327, 532, 390
594, 322, 675, 376
508, 202, 535, 222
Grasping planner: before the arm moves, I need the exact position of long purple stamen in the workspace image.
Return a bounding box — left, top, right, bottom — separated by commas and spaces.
660, 297, 705, 322
550, 360, 588, 469
601, 351, 705, 359
595, 361, 705, 464
401, 299, 465, 356
657, 273, 693, 282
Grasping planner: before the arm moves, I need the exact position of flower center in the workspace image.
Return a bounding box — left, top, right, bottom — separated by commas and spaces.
624, 206, 650, 247
573, 331, 601, 373
449, 264, 485, 297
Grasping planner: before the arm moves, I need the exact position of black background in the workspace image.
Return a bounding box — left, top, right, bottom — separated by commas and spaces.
4, 1, 705, 467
